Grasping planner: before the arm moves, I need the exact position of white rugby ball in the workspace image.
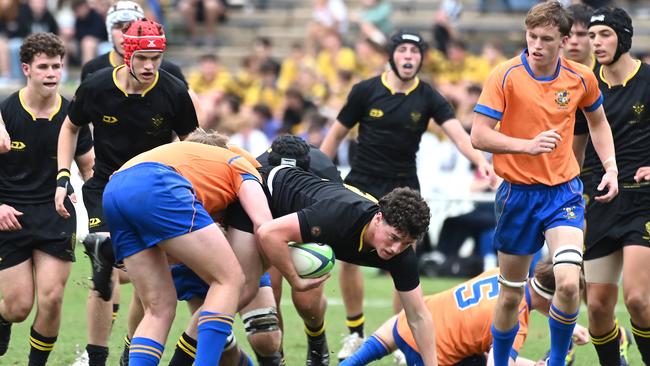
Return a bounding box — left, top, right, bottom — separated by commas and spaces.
289, 242, 336, 278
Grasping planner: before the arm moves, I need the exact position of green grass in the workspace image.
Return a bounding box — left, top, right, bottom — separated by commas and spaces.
1, 247, 643, 365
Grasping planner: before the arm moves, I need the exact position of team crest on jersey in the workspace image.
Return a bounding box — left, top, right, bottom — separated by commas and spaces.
102, 115, 118, 124
630, 102, 645, 125
643, 222, 650, 242
555, 90, 570, 108
89, 217, 102, 228
10, 141, 26, 151
410, 111, 422, 123
151, 115, 164, 128
562, 206, 577, 220
369, 109, 384, 118
311, 226, 321, 237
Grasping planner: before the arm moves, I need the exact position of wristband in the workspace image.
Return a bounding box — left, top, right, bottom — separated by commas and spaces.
57, 168, 74, 195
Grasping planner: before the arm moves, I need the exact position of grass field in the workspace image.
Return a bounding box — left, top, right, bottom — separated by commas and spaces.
1, 246, 643, 365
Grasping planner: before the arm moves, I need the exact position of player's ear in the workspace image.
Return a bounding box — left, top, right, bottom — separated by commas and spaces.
374, 211, 383, 225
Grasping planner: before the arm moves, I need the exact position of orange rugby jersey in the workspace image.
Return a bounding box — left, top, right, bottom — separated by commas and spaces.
395, 269, 530, 365
120, 141, 262, 214
475, 52, 603, 185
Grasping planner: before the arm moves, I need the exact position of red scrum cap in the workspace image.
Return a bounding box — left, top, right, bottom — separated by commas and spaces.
122, 19, 166, 69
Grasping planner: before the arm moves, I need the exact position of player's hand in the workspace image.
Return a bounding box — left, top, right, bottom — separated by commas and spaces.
526, 129, 562, 155
287, 273, 331, 292
572, 324, 590, 345
0, 124, 10, 153
476, 160, 498, 189
55, 168, 77, 219
634, 166, 650, 183
0, 204, 23, 231
595, 170, 619, 202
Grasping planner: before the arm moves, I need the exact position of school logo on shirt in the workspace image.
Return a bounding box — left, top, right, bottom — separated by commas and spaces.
102, 115, 118, 124
311, 226, 322, 237
555, 90, 570, 108
562, 206, 577, 220
89, 217, 102, 228
10, 141, 26, 150
630, 102, 645, 125
151, 115, 164, 128
410, 111, 422, 123
369, 109, 384, 118
643, 222, 650, 242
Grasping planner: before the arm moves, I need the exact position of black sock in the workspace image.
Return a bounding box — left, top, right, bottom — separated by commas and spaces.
346, 313, 365, 337
168, 332, 197, 366
112, 304, 120, 325
28, 327, 57, 366
87, 344, 109, 366
632, 320, 650, 365
0, 313, 12, 356
255, 351, 285, 366
305, 322, 326, 342
591, 324, 621, 366
119, 335, 130, 366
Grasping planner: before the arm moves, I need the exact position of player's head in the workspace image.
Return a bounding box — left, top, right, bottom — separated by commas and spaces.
387, 31, 427, 82
20, 32, 65, 90
106, 1, 144, 52
564, 3, 594, 64
524, 1, 572, 66
267, 135, 311, 171
588, 7, 633, 65
529, 256, 586, 311
185, 128, 229, 148
122, 19, 165, 82
371, 188, 430, 259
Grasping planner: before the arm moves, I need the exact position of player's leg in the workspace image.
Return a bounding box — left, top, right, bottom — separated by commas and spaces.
584, 251, 622, 366
338, 261, 365, 361
227, 227, 265, 309
241, 279, 283, 365
492, 252, 533, 366
622, 245, 650, 364
119, 290, 145, 366
545, 227, 584, 366
0, 257, 35, 356
30, 250, 72, 365
339, 316, 397, 365
291, 284, 329, 366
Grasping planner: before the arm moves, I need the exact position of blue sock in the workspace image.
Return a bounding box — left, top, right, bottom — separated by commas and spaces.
129, 337, 164, 366
491, 323, 519, 366
195, 311, 234, 366
339, 335, 390, 365
548, 304, 578, 366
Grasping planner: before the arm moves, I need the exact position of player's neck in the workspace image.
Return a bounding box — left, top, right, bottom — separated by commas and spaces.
21, 86, 59, 116
601, 54, 638, 86
117, 66, 155, 94
527, 55, 560, 78
386, 70, 417, 93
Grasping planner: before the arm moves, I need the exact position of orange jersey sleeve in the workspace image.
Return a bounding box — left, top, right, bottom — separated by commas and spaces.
396, 269, 530, 365
120, 142, 262, 214
475, 53, 603, 185
227, 144, 262, 168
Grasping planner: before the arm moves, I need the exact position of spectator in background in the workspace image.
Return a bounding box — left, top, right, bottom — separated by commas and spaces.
432, 0, 462, 54
434, 39, 491, 107
316, 29, 356, 87
188, 54, 232, 128
227, 115, 270, 156
72, 0, 108, 65
354, 38, 387, 80
0, 0, 20, 83
244, 60, 282, 114
253, 36, 280, 77
277, 42, 316, 92
252, 103, 281, 140
350, 0, 392, 46
308, 0, 348, 53
178, 0, 226, 45
281, 88, 317, 134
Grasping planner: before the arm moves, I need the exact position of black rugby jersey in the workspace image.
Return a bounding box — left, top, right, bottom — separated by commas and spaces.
81, 51, 188, 87
67, 65, 198, 181
264, 166, 420, 292
256, 146, 343, 183
337, 73, 455, 178
0, 91, 93, 204
577, 62, 650, 191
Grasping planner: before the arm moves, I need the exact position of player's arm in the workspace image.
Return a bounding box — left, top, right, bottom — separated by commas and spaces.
583, 105, 618, 202
0, 113, 10, 153
256, 214, 330, 292
440, 117, 496, 184
55, 117, 82, 218
399, 285, 438, 366
237, 179, 273, 232
471, 113, 561, 155
572, 133, 588, 168
74, 149, 95, 181
320, 120, 351, 159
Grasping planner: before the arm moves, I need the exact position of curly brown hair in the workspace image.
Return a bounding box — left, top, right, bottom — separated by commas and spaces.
378, 187, 431, 240
20, 33, 66, 65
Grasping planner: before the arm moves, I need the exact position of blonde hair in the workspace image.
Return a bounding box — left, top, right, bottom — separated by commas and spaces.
185, 128, 229, 148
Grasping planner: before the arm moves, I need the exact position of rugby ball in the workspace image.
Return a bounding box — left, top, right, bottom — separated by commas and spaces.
289, 243, 336, 278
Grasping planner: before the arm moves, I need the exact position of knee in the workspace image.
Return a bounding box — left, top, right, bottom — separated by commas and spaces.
38, 284, 66, 314
555, 278, 580, 303
3, 297, 33, 322
624, 291, 650, 318
587, 295, 615, 320
242, 307, 282, 355
248, 331, 282, 356
144, 293, 176, 323
500, 289, 524, 310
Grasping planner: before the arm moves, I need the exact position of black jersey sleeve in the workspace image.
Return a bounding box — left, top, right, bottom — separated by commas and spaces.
383, 248, 420, 292
75, 124, 93, 156
67, 82, 91, 126
429, 87, 456, 126
161, 60, 189, 88
574, 109, 589, 135
337, 81, 367, 128
172, 89, 199, 137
